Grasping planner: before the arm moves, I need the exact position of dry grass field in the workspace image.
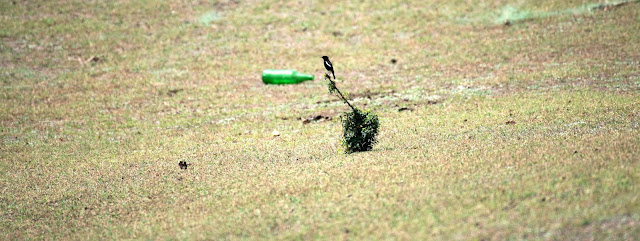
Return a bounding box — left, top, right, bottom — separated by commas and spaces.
1, 0, 639, 239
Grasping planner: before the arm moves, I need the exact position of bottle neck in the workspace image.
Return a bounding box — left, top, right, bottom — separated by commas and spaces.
294, 72, 314, 81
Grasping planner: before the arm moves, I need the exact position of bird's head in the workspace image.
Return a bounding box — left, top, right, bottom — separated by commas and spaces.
321, 56, 329, 60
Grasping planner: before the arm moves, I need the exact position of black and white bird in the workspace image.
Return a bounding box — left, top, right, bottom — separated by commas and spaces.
321, 56, 335, 80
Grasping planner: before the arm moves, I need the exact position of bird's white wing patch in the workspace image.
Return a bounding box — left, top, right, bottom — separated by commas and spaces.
325, 60, 332, 68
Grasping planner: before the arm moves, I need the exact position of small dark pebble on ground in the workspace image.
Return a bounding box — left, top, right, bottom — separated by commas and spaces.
168, 88, 183, 96
302, 115, 331, 124
179, 161, 188, 170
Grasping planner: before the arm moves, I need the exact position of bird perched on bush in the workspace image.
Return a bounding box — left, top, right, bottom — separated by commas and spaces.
321, 62, 380, 153
322, 56, 335, 80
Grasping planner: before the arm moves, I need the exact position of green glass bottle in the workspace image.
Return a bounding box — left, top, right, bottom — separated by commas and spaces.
262, 69, 314, 84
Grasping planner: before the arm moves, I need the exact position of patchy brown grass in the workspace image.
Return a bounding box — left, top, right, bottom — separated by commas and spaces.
1, 0, 639, 239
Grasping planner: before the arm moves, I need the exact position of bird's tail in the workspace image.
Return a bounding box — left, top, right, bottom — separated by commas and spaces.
332, 71, 336, 80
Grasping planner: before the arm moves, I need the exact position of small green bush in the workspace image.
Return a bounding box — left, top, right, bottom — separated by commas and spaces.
324, 73, 380, 153
341, 108, 379, 153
